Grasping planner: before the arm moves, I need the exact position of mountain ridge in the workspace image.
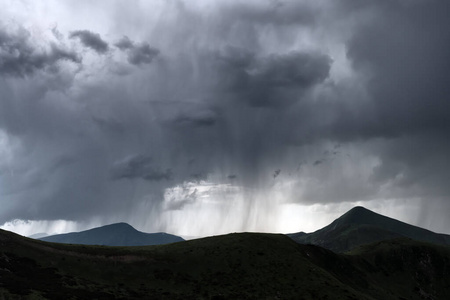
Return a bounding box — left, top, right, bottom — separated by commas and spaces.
1, 227, 450, 299
288, 206, 450, 252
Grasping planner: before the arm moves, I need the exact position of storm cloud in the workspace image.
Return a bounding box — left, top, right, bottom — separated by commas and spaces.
1, 0, 450, 237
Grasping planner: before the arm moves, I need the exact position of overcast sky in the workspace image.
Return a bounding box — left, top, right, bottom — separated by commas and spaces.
1, 0, 450, 237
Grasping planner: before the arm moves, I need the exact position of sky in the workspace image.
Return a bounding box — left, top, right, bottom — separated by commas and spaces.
1, 0, 450, 238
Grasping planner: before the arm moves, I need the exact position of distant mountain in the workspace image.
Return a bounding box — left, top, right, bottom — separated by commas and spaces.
1, 228, 450, 299
28, 232, 48, 239
39, 222, 184, 246
288, 206, 450, 253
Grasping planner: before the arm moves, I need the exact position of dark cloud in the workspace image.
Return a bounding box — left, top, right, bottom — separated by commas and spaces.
51, 27, 64, 41
313, 160, 323, 166
69, 30, 109, 54
216, 49, 332, 107
115, 36, 159, 65
279, 0, 450, 218
172, 110, 217, 128
339, 1, 450, 202
0, 26, 80, 77
1, 0, 450, 235
190, 173, 206, 181
127, 44, 159, 65
252, 52, 331, 88
110, 155, 172, 181
344, 0, 450, 139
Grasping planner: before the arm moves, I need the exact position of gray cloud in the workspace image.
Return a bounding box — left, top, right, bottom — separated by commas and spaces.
273, 169, 281, 178
313, 160, 323, 166
69, 30, 109, 54
0, 26, 80, 77
110, 155, 172, 181
172, 109, 217, 128
225, 1, 318, 26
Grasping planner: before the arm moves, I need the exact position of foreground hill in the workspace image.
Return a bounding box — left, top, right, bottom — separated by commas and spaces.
39, 222, 184, 246
288, 206, 450, 253
1, 228, 450, 299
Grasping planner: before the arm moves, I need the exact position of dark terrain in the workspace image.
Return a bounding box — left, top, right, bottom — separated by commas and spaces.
288, 206, 450, 253
1, 226, 450, 299
39, 222, 184, 246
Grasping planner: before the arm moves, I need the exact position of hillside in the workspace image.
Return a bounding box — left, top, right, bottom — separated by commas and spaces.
39, 223, 184, 246
288, 206, 450, 253
1, 228, 450, 299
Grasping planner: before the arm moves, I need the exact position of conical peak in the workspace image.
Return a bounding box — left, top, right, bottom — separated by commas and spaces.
335, 206, 380, 225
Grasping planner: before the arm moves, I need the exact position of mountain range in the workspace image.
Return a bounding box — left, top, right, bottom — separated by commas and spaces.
39, 222, 184, 246
1, 227, 449, 299
1, 206, 449, 298
287, 206, 450, 252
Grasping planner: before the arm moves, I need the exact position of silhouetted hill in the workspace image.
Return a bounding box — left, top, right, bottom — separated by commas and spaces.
288, 206, 450, 252
39, 222, 184, 246
1, 228, 449, 299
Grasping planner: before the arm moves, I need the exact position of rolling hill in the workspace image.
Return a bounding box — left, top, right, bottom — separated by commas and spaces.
39, 222, 184, 246
288, 206, 450, 253
1, 228, 449, 299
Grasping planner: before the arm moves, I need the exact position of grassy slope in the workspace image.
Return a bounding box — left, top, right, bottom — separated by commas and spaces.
1, 229, 450, 299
